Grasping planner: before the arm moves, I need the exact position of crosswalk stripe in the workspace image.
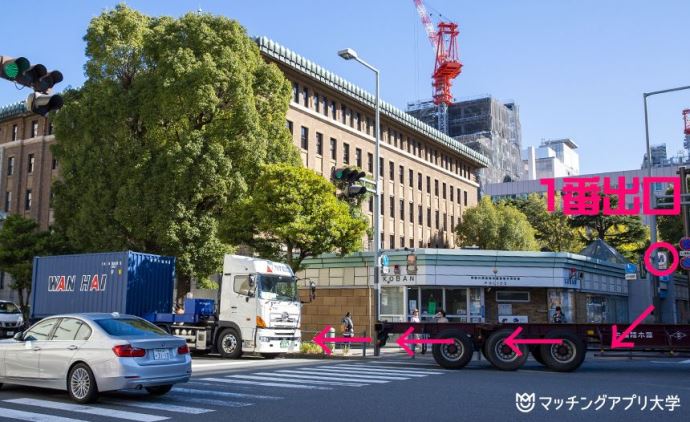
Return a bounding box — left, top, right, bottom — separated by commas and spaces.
276, 369, 400, 382
0, 407, 89, 422
200, 377, 331, 390
155, 395, 254, 408
251, 372, 370, 386
363, 361, 441, 367
228, 374, 365, 387
3, 398, 167, 422
173, 386, 282, 400
317, 367, 430, 377
331, 364, 444, 375
335, 363, 445, 372
269, 371, 389, 384
101, 399, 214, 414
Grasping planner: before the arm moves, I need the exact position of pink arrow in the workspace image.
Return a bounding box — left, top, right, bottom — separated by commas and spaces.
312, 326, 372, 355
396, 327, 455, 356
504, 326, 563, 356
611, 305, 655, 349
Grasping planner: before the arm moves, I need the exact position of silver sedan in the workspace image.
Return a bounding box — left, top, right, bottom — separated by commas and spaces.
0, 313, 191, 403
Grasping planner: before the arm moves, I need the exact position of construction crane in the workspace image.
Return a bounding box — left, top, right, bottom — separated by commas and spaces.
413, 0, 462, 134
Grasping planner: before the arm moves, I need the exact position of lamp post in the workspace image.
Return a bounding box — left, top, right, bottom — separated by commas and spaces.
643, 85, 690, 323
338, 48, 381, 355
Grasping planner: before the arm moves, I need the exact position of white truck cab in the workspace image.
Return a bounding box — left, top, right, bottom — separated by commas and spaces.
217, 255, 301, 358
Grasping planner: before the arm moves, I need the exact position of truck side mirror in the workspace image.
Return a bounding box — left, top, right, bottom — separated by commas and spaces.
248, 275, 255, 287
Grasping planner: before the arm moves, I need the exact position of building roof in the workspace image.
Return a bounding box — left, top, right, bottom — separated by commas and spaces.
256, 36, 490, 168
542, 138, 579, 149
0, 101, 27, 120
578, 238, 629, 265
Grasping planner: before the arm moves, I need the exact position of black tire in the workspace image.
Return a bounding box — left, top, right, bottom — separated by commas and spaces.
261, 353, 280, 359
431, 329, 474, 369
67, 363, 99, 404
485, 329, 528, 371
145, 385, 173, 396
531, 346, 546, 365
217, 328, 242, 359
539, 330, 586, 372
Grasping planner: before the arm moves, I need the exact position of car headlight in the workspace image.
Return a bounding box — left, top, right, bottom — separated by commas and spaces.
17, 315, 23, 324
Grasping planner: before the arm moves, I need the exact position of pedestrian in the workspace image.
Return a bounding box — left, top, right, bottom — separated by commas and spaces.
553, 306, 566, 324
410, 308, 420, 358
434, 309, 449, 323
341, 311, 354, 356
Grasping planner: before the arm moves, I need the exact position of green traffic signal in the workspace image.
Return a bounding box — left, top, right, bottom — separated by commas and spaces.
0, 57, 30, 80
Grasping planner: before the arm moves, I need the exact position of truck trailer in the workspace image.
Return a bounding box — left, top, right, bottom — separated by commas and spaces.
31, 252, 304, 358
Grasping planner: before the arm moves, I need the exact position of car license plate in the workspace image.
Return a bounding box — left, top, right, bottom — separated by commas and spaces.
280, 340, 289, 348
153, 348, 171, 360
7, 331, 13, 336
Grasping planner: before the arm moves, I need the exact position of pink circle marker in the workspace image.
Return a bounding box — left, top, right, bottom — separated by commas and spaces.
643, 241, 678, 277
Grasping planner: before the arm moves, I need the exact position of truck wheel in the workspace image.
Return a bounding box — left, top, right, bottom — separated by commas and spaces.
218, 328, 242, 359
531, 346, 546, 365
485, 329, 528, 371
431, 329, 473, 369
539, 330, 586, 372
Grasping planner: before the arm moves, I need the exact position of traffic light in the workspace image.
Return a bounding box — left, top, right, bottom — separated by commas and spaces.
1, 55, 64, 116
26, 92, 64, 116
0, 56, 30, 81
332, 167, 368, 198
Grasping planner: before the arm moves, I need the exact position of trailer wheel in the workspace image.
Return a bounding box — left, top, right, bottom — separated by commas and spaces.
539, 330, 586, 372
218, 328, 242, 359
431, 329, 473, 369
531, 346, 546, 365
485, 329, 528, 371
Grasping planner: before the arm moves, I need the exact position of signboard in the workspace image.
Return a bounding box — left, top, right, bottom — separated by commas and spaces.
625, 273, 637, 280
657, 251, 669, 270
624, 263, 637, 280
680, 250, 690, 257
682, 256, 690, 271
380, 255, 389, 267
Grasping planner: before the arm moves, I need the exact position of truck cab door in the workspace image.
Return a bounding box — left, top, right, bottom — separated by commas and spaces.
220, 274, 257, 349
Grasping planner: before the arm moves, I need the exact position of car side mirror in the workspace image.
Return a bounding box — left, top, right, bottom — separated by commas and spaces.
13, 332, 24, 341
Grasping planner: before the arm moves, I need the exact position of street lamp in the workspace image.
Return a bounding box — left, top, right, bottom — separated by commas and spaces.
339, 48, 381, 355
643, 85, 690, 323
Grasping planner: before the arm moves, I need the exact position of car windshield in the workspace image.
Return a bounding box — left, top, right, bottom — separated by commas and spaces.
96, 318, 168, 337
0, 302, 20, 313
258, 274, 298, 301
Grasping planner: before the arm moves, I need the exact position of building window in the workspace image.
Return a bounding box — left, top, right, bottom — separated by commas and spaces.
316, 133, 323, 156
4, 191, 10, 212
418, 173, 422, 190
418, 205, 423, 225
442, 183, 447, 199
390, 235, 395, 249
48, 122, 54, 135
367, 153, 373, 173
52, 158, 58, 170
496, 291, 531, 303
450, 185, 454, 202
400, 199, 404, 220
408, 169, 414, 187
389, 161, 394, 180
427, 208, 431, 228
355, 148, 362, 167
341, 104, 347, 124
380, 194, 384, 215
464, 191, 468, 206
12, 124, 18, 141
343, 143, 350, 164
451, 215, 455, 230
457, 188, 461, 204
399, 165, 404, 184
314, 93, 320, 112
286, 120, 293, 135
369, 196, 374, 212
322, 96, 328, 116
330, 138, 337, 160
349, 109, 354, 127
31, 120, 39, 138
426, 176, 430, 193
434, 179, 439, 196
300, 127, 309, 150
7, 156, 14, 176
434, 210, 439, 229
292, 82, 299, 103
443, 213, 447, 230
330, 101, 337, 119
28, 154, 35, 173
409, 202, 414, 223
302, 87, 309, 107
356, 112, 362, 131
379, 158, 384, 177
25, 189, 32, 211
389, 196, 395, 217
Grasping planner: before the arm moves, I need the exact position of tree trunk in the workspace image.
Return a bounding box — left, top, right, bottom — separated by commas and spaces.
176, 273, 191, 307
17, 287, 29, 324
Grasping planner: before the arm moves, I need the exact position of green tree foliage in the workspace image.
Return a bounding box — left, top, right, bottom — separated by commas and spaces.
657, 185, 686, 245
506, 194, 583, 252
569, 194, 647, 261
455, 197, 539, 251
0, 215, 68, 320
51, 5, 299, 299
222, 164, 369, 272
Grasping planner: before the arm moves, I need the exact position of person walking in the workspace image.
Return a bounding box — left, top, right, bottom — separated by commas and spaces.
341, 312, 354, 356
410, 308, 421, 358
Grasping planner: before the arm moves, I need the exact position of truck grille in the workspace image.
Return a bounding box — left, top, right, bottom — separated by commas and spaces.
2, 322, 19, 328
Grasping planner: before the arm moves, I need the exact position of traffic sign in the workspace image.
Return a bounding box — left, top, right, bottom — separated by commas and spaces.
657, 251, 668, 270
680, 250, 690, 257
682, 256, 690, 271
680, 237, 690, 251
380, 255, 389, 267
625, 263, 637, 274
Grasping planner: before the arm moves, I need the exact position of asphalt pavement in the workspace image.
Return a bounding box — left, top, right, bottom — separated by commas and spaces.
0, 353, 688, 422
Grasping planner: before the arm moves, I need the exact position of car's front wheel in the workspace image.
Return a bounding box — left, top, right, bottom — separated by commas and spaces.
67, 363, 99, 403
145, 385, 173, 396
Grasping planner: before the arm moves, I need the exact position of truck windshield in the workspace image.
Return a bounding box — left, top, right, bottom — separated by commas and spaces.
0, 302, 20, 313
258, 275, 298, 301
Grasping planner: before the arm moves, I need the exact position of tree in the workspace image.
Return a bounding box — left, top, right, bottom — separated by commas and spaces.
51, 5, 299, 300
221, 164, 369, 272
506, 194, 583, 252
0, 215, 67, 320
569, 194, 648, 261
658, 185, 685, 245
455, 197, 539, 251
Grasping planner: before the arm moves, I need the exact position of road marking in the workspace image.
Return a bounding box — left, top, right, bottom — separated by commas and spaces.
276, 369, 400, 382
200, 377, 331, 390
158, 395, 254, 408
366, 361, 440, 367
327, 365, 442, 376
3, 398, 167, 422
228, 374, 365, 387
101, 399, 214, 414
267, 371, 389, 384
192, 359, 314, 370
173, 387, 281, 400
334, 363, 445, 373
0, 408, 89, 422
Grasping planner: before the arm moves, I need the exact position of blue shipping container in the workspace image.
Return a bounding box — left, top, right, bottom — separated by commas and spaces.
31, 251, 175, 320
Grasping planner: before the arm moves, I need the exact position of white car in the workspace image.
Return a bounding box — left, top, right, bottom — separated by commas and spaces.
0, 301, 23, 338
0, 313, 192, 403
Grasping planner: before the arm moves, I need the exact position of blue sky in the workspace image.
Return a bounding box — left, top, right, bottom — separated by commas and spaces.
2, 0, 689, 174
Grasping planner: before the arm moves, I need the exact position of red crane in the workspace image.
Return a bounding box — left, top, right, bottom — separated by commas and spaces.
413, 0, 462, 134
